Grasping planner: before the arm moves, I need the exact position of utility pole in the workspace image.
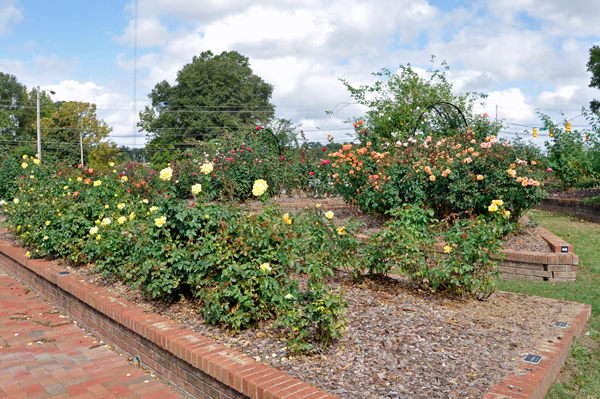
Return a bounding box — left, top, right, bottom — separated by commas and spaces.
36, 87, 56, 161
36, 87, 41, 161
495, 104, 498, 126
80, 133, 84, 168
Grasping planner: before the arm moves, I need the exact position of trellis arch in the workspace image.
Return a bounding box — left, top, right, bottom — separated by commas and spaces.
243, 127, 284, 156
411, 101, 469, 135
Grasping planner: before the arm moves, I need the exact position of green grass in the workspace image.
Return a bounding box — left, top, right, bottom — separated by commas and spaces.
496, 209, 600, 398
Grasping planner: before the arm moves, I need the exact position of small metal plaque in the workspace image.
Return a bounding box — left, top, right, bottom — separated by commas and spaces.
57, 271, 70, 276
561, 246, 569, 253
555, 322, 568, 328
524, 354, 542, 364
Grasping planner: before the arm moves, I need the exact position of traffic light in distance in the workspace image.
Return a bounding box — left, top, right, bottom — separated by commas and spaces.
566, 122, 571, 132
533, 128, 537, 137
586, 133, 589, 141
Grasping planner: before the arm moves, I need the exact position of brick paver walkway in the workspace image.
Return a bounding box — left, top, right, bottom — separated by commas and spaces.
0, 271, 183, 399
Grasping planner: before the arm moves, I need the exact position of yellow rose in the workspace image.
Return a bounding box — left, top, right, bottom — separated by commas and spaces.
252, 179, 268, 197
324, 211, 334, 219
191, 184, 202, 196
488, 204, 498, 212
154, 216, 167, 227
159, 167, 173, 181
260, 263, 272, 272
200, 163, 214, 175
444, 245, 451, 253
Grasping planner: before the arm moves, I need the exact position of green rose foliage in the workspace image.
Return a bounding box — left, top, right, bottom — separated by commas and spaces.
363, 204, 510, 297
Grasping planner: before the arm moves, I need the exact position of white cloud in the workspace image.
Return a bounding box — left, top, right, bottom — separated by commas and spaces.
0, 0, 23, 36
477, 88, 537, 124
105, 0, 600, 144
0, 55, 79, 87
115, 16, 171, 48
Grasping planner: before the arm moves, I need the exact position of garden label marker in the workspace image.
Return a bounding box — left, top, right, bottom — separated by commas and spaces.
524, 354, 542, 364
555, 322, 568, 328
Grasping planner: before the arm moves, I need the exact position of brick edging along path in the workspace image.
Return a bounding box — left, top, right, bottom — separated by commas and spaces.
0, 230, 591, 399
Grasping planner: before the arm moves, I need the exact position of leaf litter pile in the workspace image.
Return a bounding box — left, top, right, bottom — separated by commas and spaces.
63, 260, 584, 399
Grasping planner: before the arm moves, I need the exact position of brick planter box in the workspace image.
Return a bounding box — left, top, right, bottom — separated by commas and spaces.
536, 197, 600, 222
491, 226, 578, 282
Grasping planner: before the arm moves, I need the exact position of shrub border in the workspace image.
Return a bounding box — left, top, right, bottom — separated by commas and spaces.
0, 229, 590, 399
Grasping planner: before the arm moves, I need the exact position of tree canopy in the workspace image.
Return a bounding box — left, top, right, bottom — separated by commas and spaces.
587, 45, 600, 113
138, 50, 275, 164
337, 59, 483, 144
40, 101, 119, 167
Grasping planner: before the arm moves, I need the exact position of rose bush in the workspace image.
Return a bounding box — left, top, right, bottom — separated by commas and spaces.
330, 126, 545, 221
3, 160, 354, 352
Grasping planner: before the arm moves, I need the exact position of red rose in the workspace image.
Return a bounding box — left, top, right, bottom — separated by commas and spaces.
309, 171, 314, 176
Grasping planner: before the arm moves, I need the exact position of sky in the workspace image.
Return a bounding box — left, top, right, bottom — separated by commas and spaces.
1, 0, 599, 148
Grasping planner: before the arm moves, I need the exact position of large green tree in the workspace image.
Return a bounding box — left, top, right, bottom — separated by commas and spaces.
588, 45, 600, 113
0, 72, 57, 151
138, 50, 275, 164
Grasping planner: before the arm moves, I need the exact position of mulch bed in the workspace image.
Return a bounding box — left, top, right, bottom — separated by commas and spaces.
45, 262, 583, 399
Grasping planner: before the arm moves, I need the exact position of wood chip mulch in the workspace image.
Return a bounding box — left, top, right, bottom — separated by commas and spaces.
37, 259, 583, 399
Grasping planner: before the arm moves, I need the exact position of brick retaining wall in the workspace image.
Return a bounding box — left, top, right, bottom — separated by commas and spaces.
535, 197, 600, 222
